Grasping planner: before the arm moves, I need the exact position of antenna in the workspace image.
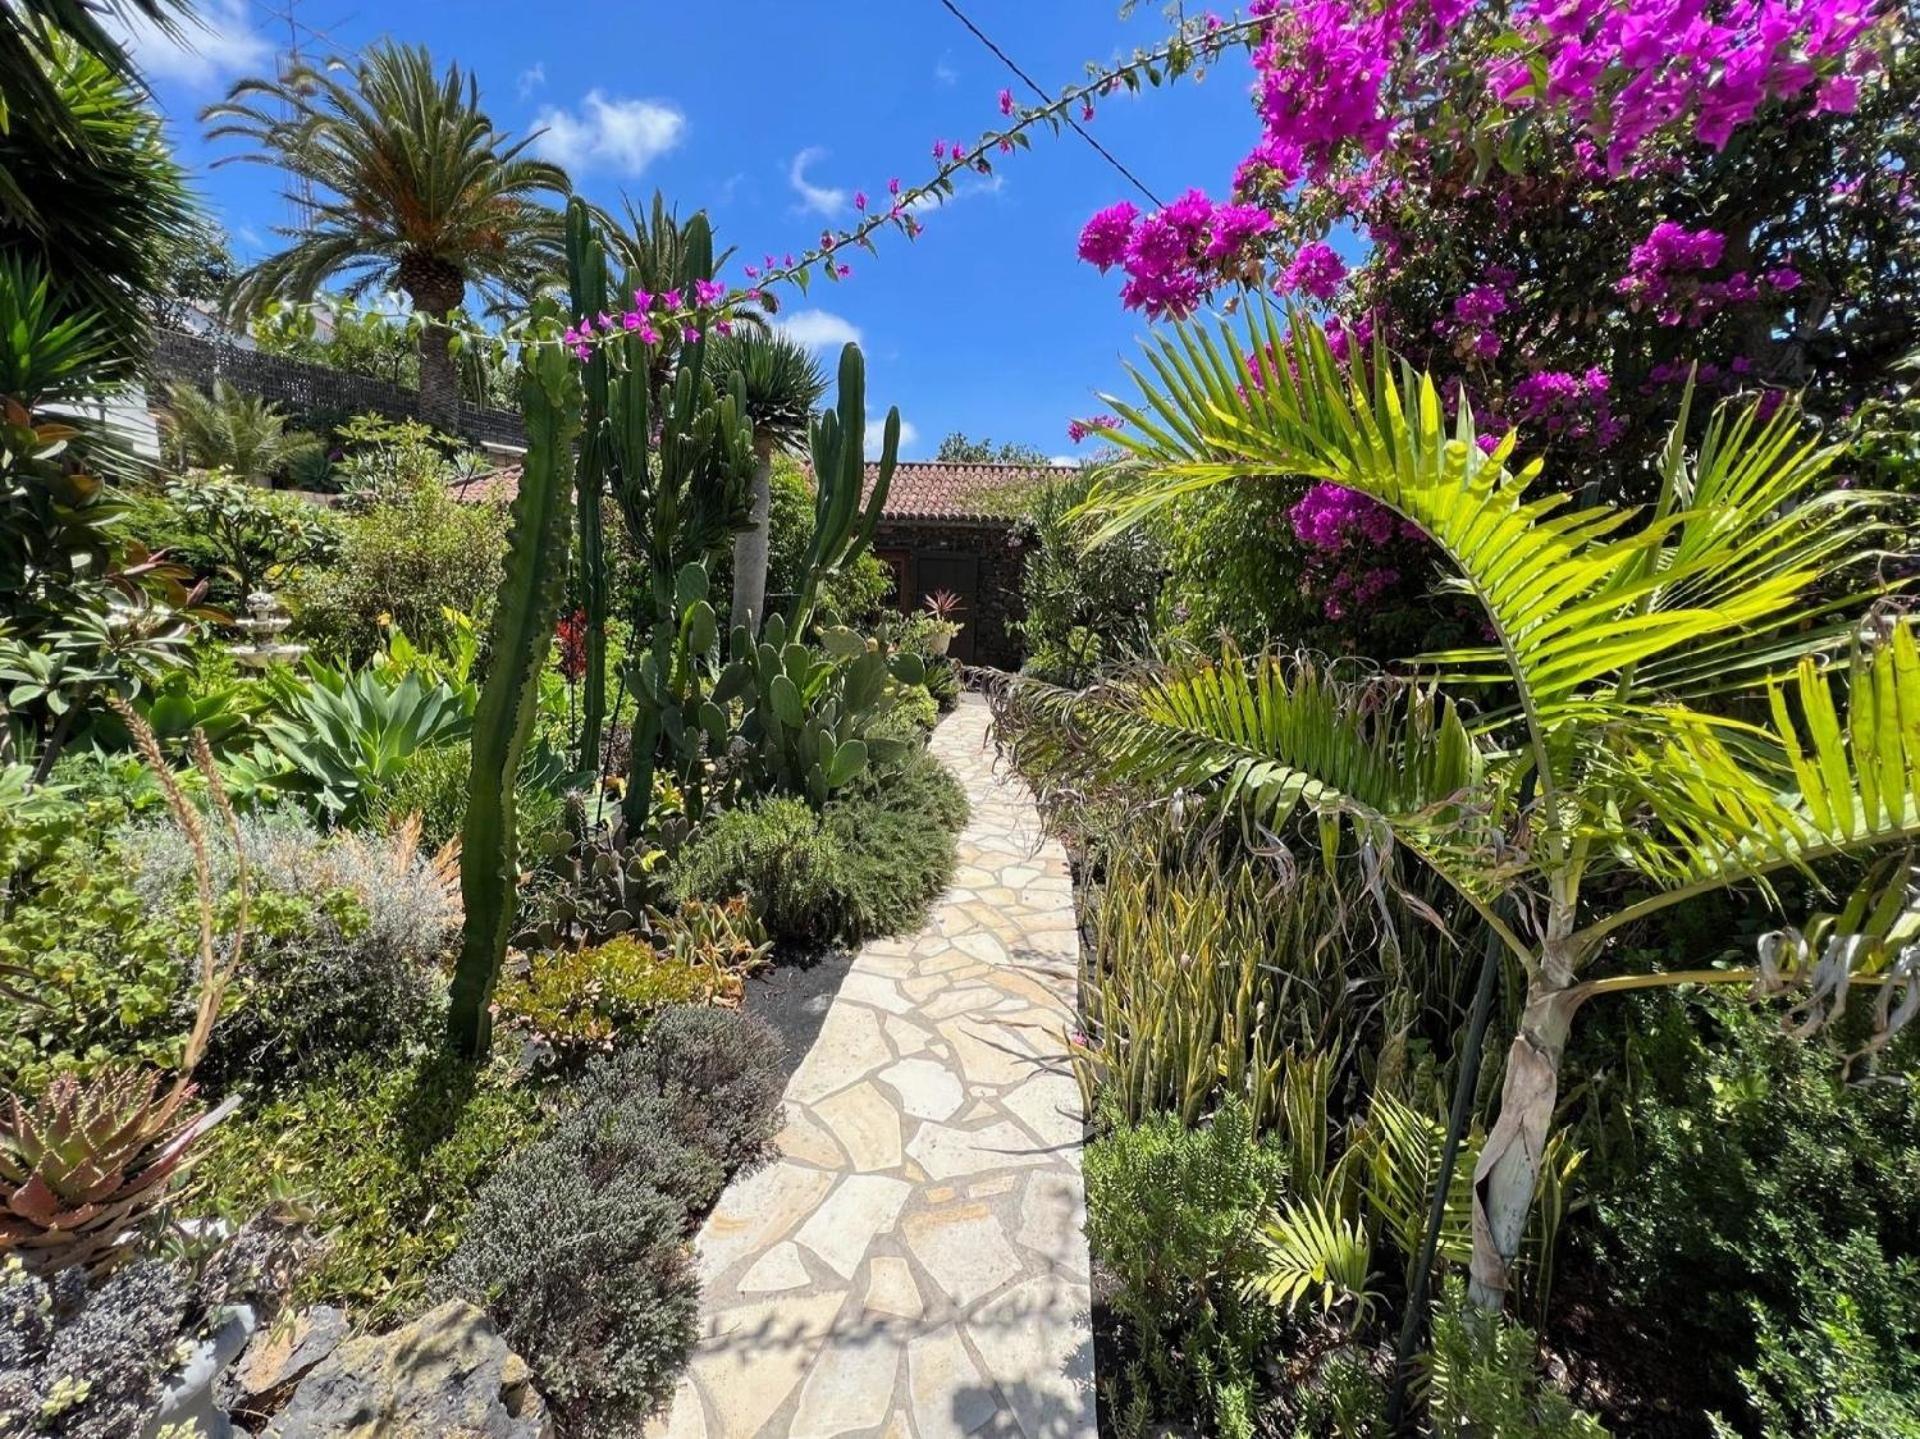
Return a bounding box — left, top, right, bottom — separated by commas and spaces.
250, 0, 344, 230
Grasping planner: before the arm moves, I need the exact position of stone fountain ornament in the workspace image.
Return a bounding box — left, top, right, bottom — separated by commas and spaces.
228, 590, 308, 669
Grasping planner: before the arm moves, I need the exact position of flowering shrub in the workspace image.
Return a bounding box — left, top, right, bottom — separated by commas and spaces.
1071, 0, 1914, 652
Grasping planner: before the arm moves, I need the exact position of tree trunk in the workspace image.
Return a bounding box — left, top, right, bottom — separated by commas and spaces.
1468, 958, 1579, 1312
416, 318, 461, 435
398, 256, 466, 436
730, 435, 776, 636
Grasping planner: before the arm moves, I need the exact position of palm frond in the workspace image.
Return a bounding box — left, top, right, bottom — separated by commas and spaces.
1250, 1195, 1376, 1325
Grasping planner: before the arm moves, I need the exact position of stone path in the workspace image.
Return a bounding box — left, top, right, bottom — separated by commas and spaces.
650, 695, 1096, 1439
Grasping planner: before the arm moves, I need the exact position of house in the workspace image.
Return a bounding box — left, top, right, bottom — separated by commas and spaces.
455, 460, 1050, 669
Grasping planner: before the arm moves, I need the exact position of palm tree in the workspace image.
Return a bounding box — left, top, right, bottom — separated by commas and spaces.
203, 42, 569, 432
1007, 305, 1920, 1313
0, 22, 194, 357
710, 330, 827, 633
160, 379, 321, 484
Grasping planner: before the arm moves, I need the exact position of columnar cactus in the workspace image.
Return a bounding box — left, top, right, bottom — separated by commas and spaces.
450, 300, 582, 1058
786, 344, 899, 636
563, 199, 612, 778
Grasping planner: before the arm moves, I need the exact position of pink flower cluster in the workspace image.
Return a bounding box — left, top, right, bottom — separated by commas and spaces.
1489, 0, 1880, 172
1616, 222, 1802, 324
1290, 480, 1425, 620
1507, 366, 1627, 445
1280, 241, 1347, 300
1438, 273, 1513, 360
1066, 414, 1124, 444
1075, 189, 1274, 318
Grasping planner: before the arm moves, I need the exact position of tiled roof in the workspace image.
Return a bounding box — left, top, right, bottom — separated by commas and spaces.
450, 460, 1056, 521
858, 461, 1052, 521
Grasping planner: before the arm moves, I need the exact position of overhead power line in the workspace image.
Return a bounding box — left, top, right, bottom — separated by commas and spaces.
934, 0, 1165, 209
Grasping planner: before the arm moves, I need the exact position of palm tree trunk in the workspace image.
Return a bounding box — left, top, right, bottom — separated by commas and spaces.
731, 434, 776, 636
1468, 951, 1578, 1312
416, 317, 461, 435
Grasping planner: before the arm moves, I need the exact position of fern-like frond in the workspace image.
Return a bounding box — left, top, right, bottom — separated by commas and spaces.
1361, 1093, 1480, 1271
1250, 1195, 1376, 1326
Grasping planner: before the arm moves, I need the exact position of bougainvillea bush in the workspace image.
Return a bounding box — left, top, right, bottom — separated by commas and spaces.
1077, 0, 1915, 651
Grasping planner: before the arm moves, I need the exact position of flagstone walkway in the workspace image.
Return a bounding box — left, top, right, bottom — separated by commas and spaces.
649, 694, 1096, 1439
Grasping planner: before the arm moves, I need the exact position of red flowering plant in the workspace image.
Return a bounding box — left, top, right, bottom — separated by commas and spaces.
1077, 0, 1914, 656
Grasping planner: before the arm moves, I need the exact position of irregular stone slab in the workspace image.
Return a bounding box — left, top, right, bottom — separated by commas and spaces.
697, 1161, 834, 1284
262, 1301, 549, 1439
906, 1118, 1051, 1182
738, 1241, 812, 1294
690, 1293, 847, 1439
922, 985, 1008, 1022
876, 1057, 966, 1123
864, 1256, 923, 1320
885, 1013, 935, 1056
937, 1019, 1039, 1088
968, 1275, 1096, 1439
903, 1203, 1023, 1309
1017, 1171, 1091, 1280
642, 1377, 706, 1439
788, 1002, 893, 1106
1002, 1071, 1084, 1149
231, 1303, 347, 1407
814, 1081, 904, 1173
789, 1325, 901, 1437
776, 1107, 846, 1170
838, 969, 916, 1015
793, 1174, 912, 1280
908, 1326, 1000, 1439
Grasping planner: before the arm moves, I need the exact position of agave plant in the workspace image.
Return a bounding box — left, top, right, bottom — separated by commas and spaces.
1011, 304, 1920, 1311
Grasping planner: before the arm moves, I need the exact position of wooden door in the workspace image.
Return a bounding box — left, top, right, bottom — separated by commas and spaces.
913, 553, 979, 663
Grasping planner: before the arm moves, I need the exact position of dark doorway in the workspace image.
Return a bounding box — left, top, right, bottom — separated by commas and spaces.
912, 553, 980, 663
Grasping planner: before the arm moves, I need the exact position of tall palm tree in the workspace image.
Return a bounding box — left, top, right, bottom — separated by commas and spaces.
160, 379, 320, 483
710, 330, 827, 633
1007, 305, 1920, 1314
203, 42, 569, 432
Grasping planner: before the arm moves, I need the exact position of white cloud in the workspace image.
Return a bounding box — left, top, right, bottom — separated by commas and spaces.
517, 63, 546, 99
1048, 455, 1081, 468
532, 92, 686, 176
788, 147, 847, 217
114, 0, 270, 89
866, 417, 920, 460
774, 309, 862, 353
933, 59, 959, 86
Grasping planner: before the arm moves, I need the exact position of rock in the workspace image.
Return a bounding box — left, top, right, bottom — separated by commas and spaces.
262, 1300, 551, 1439
229, 1305, 349, 1409
143, 1302, 257, 1439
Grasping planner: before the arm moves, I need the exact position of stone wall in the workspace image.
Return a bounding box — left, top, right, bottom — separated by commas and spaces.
873, 517, 1030, 671
151, 330, 528, 452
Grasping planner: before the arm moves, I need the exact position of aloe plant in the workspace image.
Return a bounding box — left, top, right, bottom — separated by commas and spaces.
450, 301, 582, 1059
787, 344, 898, 635
563, 198, 611, 777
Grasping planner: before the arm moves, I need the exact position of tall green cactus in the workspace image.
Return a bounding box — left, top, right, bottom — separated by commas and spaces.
449, 302, 582, 1059
563, 199, 611, 778
787, 344, 898, 636
602, 214, 755, 835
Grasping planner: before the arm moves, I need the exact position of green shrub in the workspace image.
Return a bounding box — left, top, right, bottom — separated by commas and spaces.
819, 747, 966, 939
194, 1050, 539, 1323
669, 747, 966, 946
1427, 1278, 1607, 1438
285, 475, 506, 664
491, 929, 744, 1062
436, 1146, 698, 1438
1016, 465, 1163, 686
438, 1008, 784, 1436
1083, 1098, 1288, 1436
361, 738, 565, 857
668, 795, 849, 944
1569, 993, 1920, 1436
0, 797, 187, 1090
921, 657, 960, 712
579, 1005, 786, 1180
119, 810, 455, 1087
871, 683, 939, 740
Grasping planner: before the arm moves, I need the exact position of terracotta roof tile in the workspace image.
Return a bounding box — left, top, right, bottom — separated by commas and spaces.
451, 460, 1056, 521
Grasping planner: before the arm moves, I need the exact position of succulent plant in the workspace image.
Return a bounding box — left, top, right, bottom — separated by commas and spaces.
0, 1069, 238, 1278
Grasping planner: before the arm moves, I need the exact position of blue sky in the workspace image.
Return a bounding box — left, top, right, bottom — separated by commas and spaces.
119, 1, 1265, 461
